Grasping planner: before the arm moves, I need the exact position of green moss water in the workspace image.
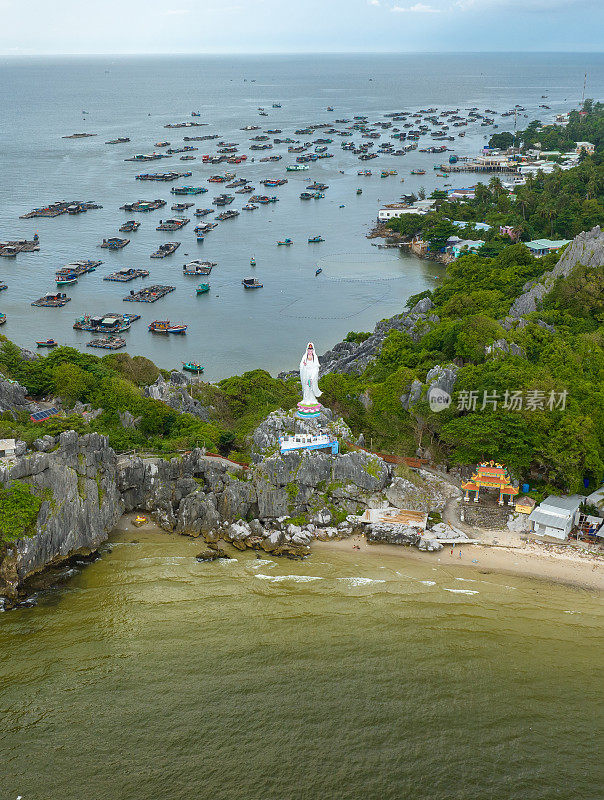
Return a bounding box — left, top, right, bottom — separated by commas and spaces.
0, 526, 600, 800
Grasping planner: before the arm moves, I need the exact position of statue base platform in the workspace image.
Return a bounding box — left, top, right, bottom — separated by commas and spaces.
296, 401, 322, 420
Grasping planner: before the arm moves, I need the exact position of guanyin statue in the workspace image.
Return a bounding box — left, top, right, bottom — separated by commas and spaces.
297, 342, 322, 419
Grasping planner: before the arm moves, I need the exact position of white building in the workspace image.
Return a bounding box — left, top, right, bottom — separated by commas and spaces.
377, 199, 435, 222
0, 438, 16, 457
528, 495, 585, 540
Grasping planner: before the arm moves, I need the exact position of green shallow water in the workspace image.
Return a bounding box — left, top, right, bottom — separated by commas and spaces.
0, 528, 601, 800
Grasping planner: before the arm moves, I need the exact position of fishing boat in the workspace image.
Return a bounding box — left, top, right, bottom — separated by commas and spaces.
56, 275, 77, 286
277, 238, 293, 246
411, 169, 426, 175
356, 188, 362, 194
308, 236, 324, 243
250, 257, 256, 266
196, 284, 210, 294
0, 283, 7, 291
286, 164, 309, 172
148, 320, 188, 335
243, 203, 258, 211
315, 268, 322, 276
196, 232, 204, 242
36, 339, 58, 348
182, 361, 204, 374
0, 313, 5, 325
242, 278, 263, 289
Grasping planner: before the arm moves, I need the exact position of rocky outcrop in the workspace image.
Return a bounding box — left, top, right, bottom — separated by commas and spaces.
509, 226, 604, 318
144, 373, 211, 420
0, 432, 122, 603
0, 377, 36, 415
385, 470, 460, 512
250, 408, 352, 462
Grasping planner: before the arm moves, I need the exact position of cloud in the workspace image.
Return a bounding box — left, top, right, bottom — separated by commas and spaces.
368, 0, 381, 5
162, 8, 190, 14
391, 3, 441, 11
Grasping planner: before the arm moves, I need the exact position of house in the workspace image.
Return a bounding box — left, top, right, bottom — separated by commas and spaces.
575, 141, 595, 155
447, 187, 476, 201
450, 239, 484, 259
451, 220, 491, 232
0, 438, 16, 457
377, 199, 435, 222
528, 495, 585, 540
526, 238, 570, 257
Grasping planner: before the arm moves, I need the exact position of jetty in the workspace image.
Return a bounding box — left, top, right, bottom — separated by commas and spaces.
87, 336, 127, 350
73, 313, 140, 333
156, 218, 189, 231
120, 199, 166, 213
32, 292, 70, 307
20, 201, 101, 219
103, 268, 150, 282
100, 237, 130, 250
150, 242, 180, 258
0, 237, 40, 257
123, 285, 175, 303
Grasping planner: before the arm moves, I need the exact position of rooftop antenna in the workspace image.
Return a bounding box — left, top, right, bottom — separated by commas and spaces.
581, 72, 587, 110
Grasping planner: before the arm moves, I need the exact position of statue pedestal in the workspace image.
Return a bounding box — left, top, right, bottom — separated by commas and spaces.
296, 401, 322, 420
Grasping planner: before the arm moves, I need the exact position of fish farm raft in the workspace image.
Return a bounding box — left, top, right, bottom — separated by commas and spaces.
123, 285, 176, 302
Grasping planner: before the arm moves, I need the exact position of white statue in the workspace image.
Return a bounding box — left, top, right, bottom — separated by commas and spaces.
298, 342, 322, 417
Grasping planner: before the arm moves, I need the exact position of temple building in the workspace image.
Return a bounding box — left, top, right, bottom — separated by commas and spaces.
462, 462, 519, 506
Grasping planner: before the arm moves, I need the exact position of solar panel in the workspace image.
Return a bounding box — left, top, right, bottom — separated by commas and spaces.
30, 408, 60, 422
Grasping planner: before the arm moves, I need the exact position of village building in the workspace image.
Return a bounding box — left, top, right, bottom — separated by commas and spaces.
528, 495, 585, 541
525, 238, 570, 257
575, 141, 595, 154
0, 438, 17, 458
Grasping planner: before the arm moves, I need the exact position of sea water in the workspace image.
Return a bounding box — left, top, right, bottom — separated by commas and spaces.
1, 53, 603, 377
0, 526, 601, 799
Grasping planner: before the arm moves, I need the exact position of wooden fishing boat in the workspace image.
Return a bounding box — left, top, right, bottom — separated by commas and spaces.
308, 236, 324, 243
0, 283, 7, 291
411, 169, 426, 175
0, 313, 7, 325
182, 361, 204, 374
356, 188, 362, 194
277, 239, 293, 246
56, 275, 77, 286
148, 320, 188, 334
36, 339, 58, 348
242, 278, 263, 289
315, 268, 322, 276
196, 284, 210, 294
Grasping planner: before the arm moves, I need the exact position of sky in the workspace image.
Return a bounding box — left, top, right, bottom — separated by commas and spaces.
0, 0, 602, 55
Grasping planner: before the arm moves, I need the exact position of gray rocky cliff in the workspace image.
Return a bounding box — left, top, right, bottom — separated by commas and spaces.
0, 431, 122, 601
509, 226, 604, 318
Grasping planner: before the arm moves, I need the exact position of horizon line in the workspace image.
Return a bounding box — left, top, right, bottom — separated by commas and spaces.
1, 49, 604, 58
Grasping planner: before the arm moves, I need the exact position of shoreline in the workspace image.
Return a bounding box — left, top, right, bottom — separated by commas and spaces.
312, 535, 604, 592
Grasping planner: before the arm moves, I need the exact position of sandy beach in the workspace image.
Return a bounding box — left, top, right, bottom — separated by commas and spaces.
313, 535, 604, 592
